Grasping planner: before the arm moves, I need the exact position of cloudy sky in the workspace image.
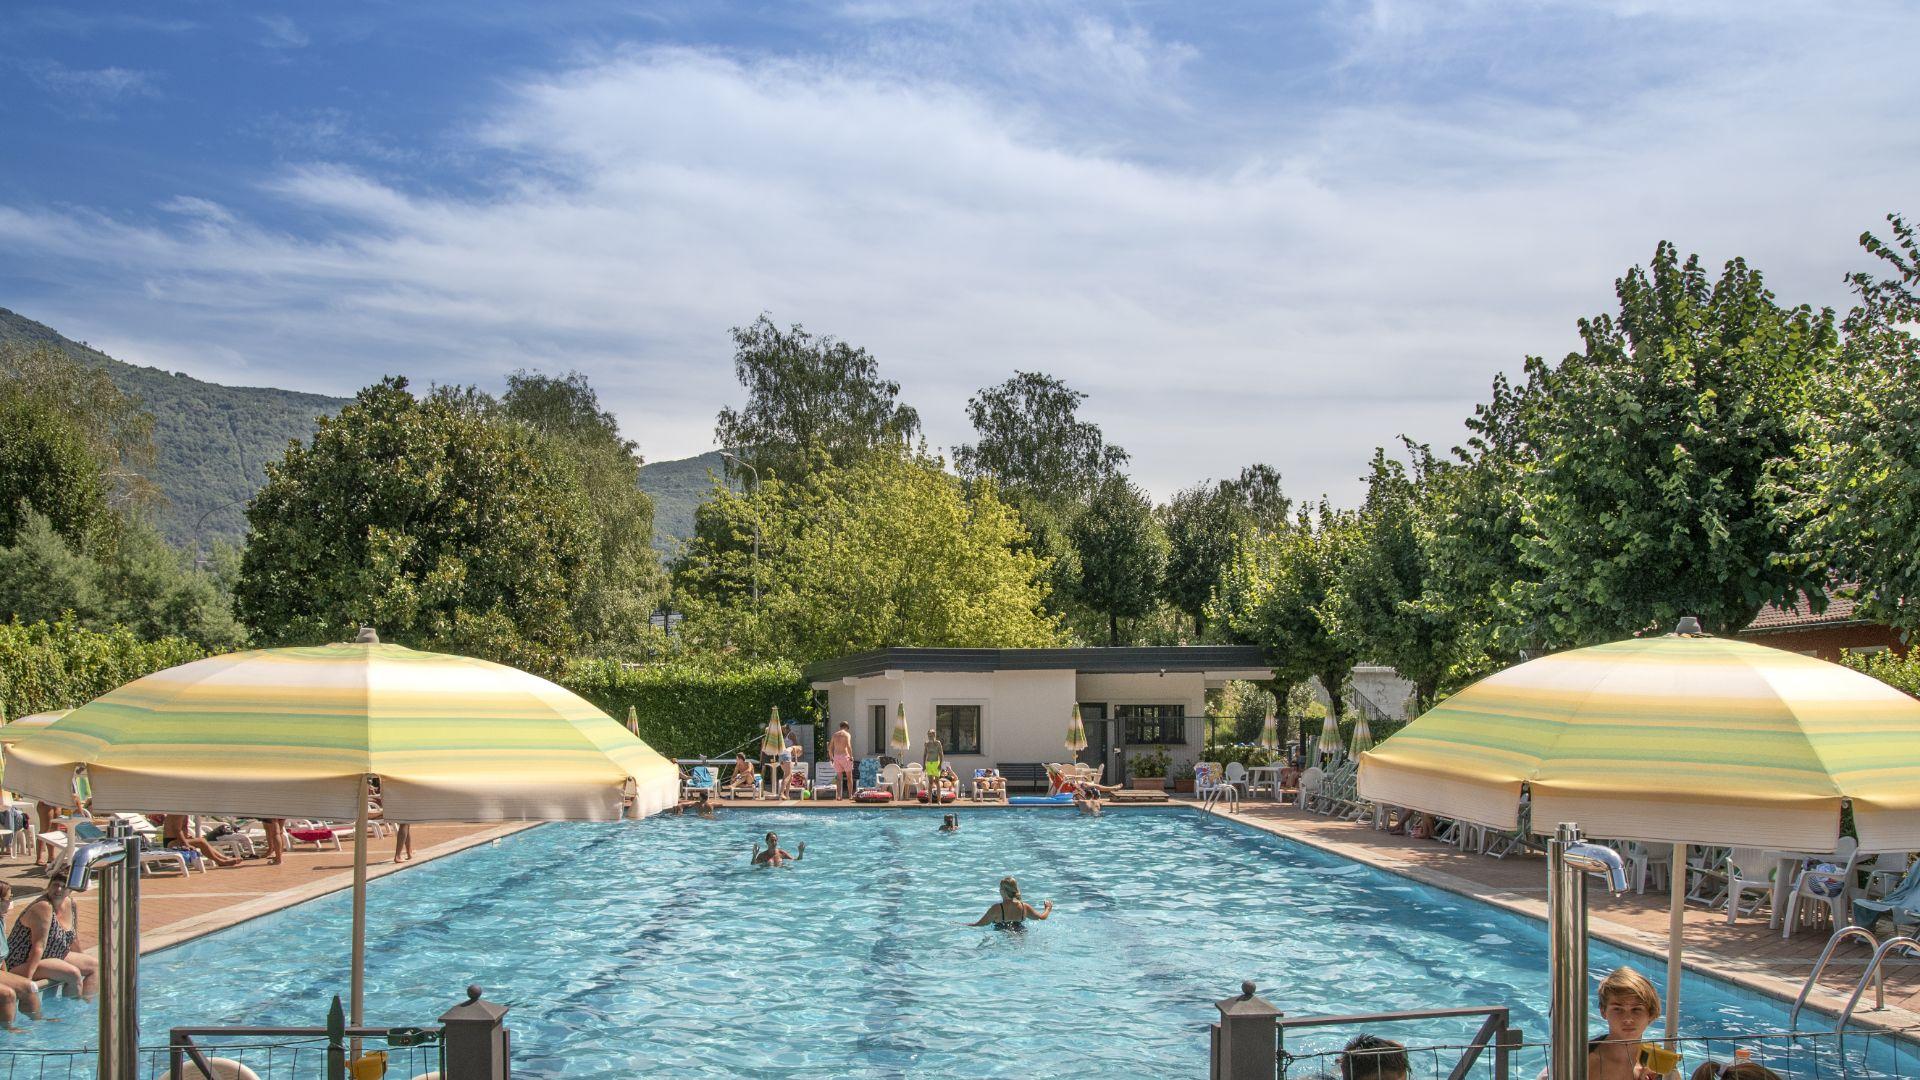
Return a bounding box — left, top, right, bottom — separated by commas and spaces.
3, 2, 1914, 504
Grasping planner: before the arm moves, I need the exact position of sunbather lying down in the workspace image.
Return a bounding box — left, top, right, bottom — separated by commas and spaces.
752, 832, 804, 867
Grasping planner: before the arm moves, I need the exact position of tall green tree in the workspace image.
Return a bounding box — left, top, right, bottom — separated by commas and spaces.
0, 344, 157, 546
1161, 482, 1242, 639
954, 371, 1128, 503
499, 371, 667, 652
1326, 445, 1459, 712
714, 316, 921, 482
1211, 504, 1361, 727
1513, 243, 1838, 644
235, 377, 596, 674
1786, 215, 1920, 632
1069, 475, 1167, 645
1222, 463, 1292, 534
674, 452, 1063, 661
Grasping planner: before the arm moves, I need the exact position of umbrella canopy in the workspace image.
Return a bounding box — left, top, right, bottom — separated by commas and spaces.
1066, 704, 1088, 754
6, 641, 678, 822
1259, 713, 1280, 751
1358, 633, 1920, 852
761, 706, 785, 757
1318, 713, 1342, 759
889, 701, 911, 757
1349, 715, 1374, 755
1, 710, 69, 746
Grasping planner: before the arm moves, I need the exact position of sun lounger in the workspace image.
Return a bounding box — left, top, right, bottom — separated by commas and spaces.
811, 762, 838, 800
684, 765, 721, 799
1854, 861, 1920, 931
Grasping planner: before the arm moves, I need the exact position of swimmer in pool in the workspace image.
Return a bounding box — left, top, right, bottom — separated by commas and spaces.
968, 876, 1051, 930
938, 813, 959, 832
751, 831, 804, 867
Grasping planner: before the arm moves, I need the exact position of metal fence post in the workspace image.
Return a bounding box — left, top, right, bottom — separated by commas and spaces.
440, 984, 511, 1080
1212, 980, 1281, 1080
326, 995, 347, 1080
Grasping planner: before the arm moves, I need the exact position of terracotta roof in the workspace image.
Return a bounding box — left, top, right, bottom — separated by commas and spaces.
1742, 592, 1865, 632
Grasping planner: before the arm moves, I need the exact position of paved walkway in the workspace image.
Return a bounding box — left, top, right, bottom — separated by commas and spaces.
1214, 799, 1920, 1030
2, 821, 530, 957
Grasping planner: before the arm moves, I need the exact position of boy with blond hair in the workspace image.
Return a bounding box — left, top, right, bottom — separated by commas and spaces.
1590, 967, 1678, 1080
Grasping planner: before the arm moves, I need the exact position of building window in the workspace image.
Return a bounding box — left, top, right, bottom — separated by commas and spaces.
935, 704, 983, 755
1118, 704, 1186, 744
870, 704, 888, 756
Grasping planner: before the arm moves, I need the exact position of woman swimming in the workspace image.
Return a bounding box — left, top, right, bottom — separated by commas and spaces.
969, 876, 1052, 931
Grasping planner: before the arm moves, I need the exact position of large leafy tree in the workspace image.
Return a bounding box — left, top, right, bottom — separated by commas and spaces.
1513, 243, 1838, 644
499, 371, 667, 652
235, 377, 595, 674
1069, 475, 1167, 645
714, 316, 921, 482
1786, 215, 1920, 632
1162, 463, 1292, 638
1326, 445, 1460, 712
953, 371, 1128, 504
0, 344, 157, 547
674, 452, 1063, 661
1211, 504, 1361, 727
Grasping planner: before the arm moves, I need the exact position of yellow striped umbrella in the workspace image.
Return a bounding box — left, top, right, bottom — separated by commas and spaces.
1357, 629, 1920, 1043
1317, 712, 1342, 760
761, 706, 785, 757
5, 634, 678, 1027
1066, 704, 1088, 754
1259, 713, 1280, 751
625, 705, 640, 736
1349, 715, 1374, 755
889, 701, 911, 758
1, 710, 69, 747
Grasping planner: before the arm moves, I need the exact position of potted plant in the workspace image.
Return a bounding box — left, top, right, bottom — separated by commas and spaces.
1128, 748, 1170, 791
1170, 758, 1196, 794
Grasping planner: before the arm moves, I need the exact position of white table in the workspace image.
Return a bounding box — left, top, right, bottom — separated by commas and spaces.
1247, 765, 1284, 801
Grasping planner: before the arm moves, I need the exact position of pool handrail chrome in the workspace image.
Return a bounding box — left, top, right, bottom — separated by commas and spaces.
1790, 925, 1882, 1034
1834, 934, 1920, 1055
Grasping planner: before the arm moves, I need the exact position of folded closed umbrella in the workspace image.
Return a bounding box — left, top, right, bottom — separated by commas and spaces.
1259, 713, 1280, 751
1318, 712, 1342, 759
889, 701, 911, 758
1349, 715, 1374, 754
1066, 704, 1088, 754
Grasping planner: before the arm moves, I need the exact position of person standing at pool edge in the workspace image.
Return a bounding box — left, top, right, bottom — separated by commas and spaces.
830, 721, 855, 800
922, 727, 944, 795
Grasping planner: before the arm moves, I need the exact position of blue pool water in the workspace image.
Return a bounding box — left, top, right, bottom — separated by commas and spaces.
12, 809, 1920, 1077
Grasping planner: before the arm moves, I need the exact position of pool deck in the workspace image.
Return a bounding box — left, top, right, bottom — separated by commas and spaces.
2, 821, 533, 958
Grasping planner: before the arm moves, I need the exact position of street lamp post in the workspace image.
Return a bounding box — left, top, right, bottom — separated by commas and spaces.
719, 452, 762, 608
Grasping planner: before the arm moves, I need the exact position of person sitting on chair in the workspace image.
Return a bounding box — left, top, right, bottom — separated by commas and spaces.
163, 814, 241, 869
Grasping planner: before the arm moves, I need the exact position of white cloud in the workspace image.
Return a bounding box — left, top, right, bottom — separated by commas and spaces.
255, 14, 310, 49
22, 60, 158, 114
3, 3, 1917, 502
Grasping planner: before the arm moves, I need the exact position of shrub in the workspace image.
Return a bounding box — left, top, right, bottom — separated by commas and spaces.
1201, 743, 1279, 769
0, 618, 205, 718
562, 656, 816, 760
1128, 748, 1170, 777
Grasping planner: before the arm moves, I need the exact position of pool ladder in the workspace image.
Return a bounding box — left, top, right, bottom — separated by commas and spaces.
1790, 925, 1918, 1054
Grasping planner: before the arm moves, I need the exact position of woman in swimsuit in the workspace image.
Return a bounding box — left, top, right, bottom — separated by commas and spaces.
751, 831, 805, 867
7, 878, 96, 1001
0, 883, 43, 1028
969, 876, 1052, 931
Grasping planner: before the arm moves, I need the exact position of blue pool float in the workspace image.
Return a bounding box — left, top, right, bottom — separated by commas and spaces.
1007, 793, 1075, 806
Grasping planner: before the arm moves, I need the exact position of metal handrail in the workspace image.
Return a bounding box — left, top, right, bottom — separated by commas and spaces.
1835, 934, 1920, 1054
1277, 1005, 1520, 1080
1790, 925, 1882, 1032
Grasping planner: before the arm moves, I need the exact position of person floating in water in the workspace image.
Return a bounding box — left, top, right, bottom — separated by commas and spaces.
938, 813, 960, 832
1074, 784, 1103, 816
969, 876, 1052, 931
751, 831, 804, 867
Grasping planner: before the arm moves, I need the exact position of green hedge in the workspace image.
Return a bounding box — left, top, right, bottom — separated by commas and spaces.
1842, 648, 1920, 698
562, 657, 816, 760
0, 619, 206, 719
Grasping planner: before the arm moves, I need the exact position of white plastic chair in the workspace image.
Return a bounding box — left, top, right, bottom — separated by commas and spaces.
1294, 766, 1324, 810
1724, 848, 1776, 923
1223, 762, 1249, 794
811, 762, 838, 800
1624, 842, 1672, 895
1783, 836, 1861, 938
1195, 764, 1239, 812
879, 763, 904, 800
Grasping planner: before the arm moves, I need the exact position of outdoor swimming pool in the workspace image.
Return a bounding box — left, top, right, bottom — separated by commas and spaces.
14, 809, 1920, 1077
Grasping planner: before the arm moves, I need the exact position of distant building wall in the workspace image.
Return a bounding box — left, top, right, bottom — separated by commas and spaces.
1738, 624, 1905, 664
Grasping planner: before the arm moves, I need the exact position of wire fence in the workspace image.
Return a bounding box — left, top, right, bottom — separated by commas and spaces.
0, 1036, 443, 1079
1278, 1024, 1920, 1080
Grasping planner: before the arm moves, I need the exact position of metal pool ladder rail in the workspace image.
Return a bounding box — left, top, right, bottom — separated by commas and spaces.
1790, 925, 1883, 1034
1833, 934, 1920, 1053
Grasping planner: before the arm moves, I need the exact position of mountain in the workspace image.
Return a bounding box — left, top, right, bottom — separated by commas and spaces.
0, 308, 348, 548
636, 449, 733, 554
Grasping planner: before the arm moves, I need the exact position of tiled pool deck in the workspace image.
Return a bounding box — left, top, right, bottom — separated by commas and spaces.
11, 797, 1918, 1037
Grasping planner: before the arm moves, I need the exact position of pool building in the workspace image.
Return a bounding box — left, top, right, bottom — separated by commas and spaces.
805, 645, 1276, 781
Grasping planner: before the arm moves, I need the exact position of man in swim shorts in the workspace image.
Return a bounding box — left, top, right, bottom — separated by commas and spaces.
830, 721, 855, 800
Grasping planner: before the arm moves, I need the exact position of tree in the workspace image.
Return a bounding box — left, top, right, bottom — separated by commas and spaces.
1513, 243, 1837, 644
674, 451, 1063, 661
954, 371, 1128, 503
0, 344, 157, 547
234, 377, 596, 674
1786, 215, 1920, 633
1325, 445, 1459, 712
1069, 475, 1167, 645
499, 371, 667, 652
1162, 464, 1292, 638
714, 316, 921, 481
1211, 504, 1362, 728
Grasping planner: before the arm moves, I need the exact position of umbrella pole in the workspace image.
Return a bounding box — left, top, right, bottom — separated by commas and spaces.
351, 774, 370, 1034
1667, 841, 1684, 1051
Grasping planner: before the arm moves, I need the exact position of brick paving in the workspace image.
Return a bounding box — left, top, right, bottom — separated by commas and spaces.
1, 821, 530, 957
1213, 798, 1920, 1030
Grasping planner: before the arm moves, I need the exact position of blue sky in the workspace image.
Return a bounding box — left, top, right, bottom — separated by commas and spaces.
4, 1, 1916, 503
